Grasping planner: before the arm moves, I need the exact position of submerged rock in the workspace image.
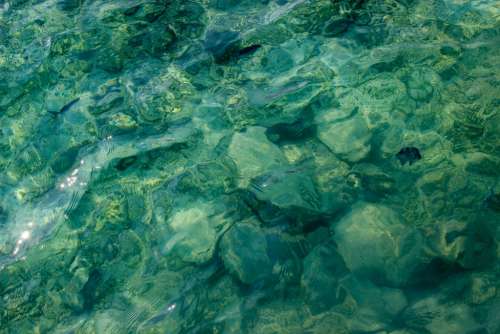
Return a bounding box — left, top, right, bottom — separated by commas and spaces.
249, 167, 321, 212
303, 311, 350, 334
165, 202, 219, 264
462, 152, 500, 176
426, 220, 469, 262
351, 163, 396, 196
343, 277, 408, 332
261, 47, 295, 74
469, 273, 497, 305
301, 243, 349, 313
401, 297, 479, 334
251, 300, 310, 334
227, 126, 287, 186
405, 68, 438, 102
220, 220, 272, 284
82, 310, 128, 333
332, 202, 425, 286
317, 114, 371, 163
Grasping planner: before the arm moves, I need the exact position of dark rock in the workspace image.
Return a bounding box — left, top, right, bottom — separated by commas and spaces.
464, 153, 500, 176
301, 243, 349, 313
333, 202, 426, 287
220, 221, 273, 284
396, 147, 422, 165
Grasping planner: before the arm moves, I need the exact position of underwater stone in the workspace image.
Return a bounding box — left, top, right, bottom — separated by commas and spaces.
332, 202, 425, 286
220, 220, 272, 284
93, 91, 124, 115
166, 203, 218, 264
351, 163, 396, 196
251, 300, 309, 333
426, 220, 468, 262
88, 310, 128, 333
462, 152, 500, 176
250, 168, 321, 212
301, 243, 349, 313
304, 311, 350, 334
264, 231, 302, 285
406, 68, 437, 102
11, 145, 45, 180
469, 273, 497, 305
49, 145, 83, 174
317, 114, 371, 162
261, 47, 294, 74
227, 126, 287, 186
344, 277, 408, 332
61, 267, 89, 311
358, 76, 407, 108
401, 297, 479, 334
107, 112, 138, 131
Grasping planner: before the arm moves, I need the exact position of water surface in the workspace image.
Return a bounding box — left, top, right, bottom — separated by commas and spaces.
0, 0, 499, 333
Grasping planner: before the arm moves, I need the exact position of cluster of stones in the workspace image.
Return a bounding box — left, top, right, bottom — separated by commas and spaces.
0, 0, 499, 333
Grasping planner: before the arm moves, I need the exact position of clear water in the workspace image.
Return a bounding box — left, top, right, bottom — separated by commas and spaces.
0, 0, 499, 333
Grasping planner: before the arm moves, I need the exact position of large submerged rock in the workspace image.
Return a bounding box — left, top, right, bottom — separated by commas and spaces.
219, 219, 273, 284
317, 114, 372, 163
165, 201, 219, 264
227, 126, 287, 185
332, 202, 425, 287
401, 296, 479, 334
301, 243, 349, 313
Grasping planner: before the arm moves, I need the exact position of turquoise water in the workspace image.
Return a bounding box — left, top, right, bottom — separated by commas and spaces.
0, 0, 499, 333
